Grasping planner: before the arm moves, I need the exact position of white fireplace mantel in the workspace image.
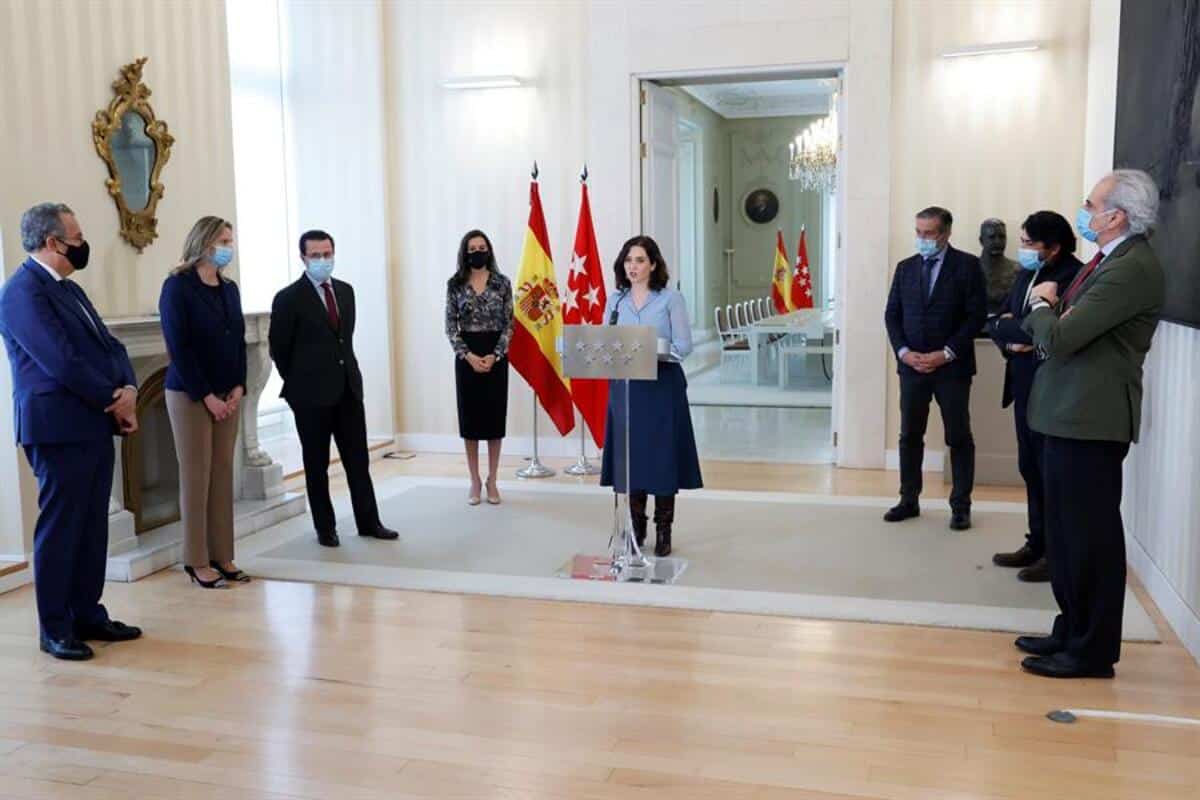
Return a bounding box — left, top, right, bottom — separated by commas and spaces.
104, 312, 305, 581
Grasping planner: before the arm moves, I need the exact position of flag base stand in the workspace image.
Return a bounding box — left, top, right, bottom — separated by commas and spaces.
516, 457, 555, 479
564, 455, 601, 476
517, 395, 556, 478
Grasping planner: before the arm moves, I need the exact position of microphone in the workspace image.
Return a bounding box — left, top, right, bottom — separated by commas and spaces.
609, 289, 628, 326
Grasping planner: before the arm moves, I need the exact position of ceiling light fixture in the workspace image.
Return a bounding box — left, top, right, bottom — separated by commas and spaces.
442, 75, 524, 90
942, 40, 1041, 59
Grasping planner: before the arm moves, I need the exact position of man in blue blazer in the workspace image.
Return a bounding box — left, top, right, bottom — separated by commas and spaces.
883, 206, 987, 531
0, 203, 143, 660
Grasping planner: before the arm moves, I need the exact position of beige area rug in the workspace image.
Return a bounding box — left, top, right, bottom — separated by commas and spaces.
238, 476, 1159, 640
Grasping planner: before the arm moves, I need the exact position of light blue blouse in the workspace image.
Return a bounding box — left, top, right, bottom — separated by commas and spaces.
602, 287, 693, 362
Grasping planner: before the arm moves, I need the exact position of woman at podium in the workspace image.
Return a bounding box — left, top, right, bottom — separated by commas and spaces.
599, 235, 703, 557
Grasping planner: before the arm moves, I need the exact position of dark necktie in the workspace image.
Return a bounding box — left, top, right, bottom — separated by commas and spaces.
1063, 251, 1104, 307
62, 279, 99, 333
920, 257, 936, 301
321, 281, 340, 329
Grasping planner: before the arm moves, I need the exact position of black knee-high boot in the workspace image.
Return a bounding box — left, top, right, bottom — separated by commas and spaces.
653, 495, 675, 557
629, 492, 648, 548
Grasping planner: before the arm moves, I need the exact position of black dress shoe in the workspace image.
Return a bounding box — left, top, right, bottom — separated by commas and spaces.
993, 543, 1040, 568
76, 619, 142, 642
317, 530, 340, 547
40, 635, 94, 661
949, 511, 972, 531
1018, 556, 1050, 583
360, 525, 399, 540
1022, 653, 1114, 679
1015, 635, 1063, 656
883, 502, 919, 522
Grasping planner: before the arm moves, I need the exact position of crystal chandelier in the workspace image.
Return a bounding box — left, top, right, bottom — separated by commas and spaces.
788, 99, 838, 192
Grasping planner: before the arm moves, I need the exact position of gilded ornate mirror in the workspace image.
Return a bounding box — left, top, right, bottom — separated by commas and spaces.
92, 58, 173, 251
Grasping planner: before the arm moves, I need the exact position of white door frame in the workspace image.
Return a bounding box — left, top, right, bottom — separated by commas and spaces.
676, 118, 701, 325
631, 59, 891, 469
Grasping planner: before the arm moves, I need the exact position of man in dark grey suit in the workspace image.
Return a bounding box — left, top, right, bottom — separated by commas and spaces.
884, 207, 988, 531
1016, 169, 1164, 679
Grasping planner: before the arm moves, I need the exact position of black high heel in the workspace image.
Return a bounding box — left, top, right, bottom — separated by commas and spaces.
184, 565, 227, 589
210, 561, 251, 583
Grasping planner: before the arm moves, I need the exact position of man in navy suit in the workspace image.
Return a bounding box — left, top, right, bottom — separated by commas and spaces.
0, 203, 143, 660
883, 206, 987, 531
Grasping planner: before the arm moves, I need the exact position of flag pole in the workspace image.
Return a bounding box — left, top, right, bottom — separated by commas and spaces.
515, 161, 555, 480
565, 162, 600, 477
565, 413, 600, 475
517, 394, 555, 478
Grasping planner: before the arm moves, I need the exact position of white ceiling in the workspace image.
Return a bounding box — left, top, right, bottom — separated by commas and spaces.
679, 78, 837, 120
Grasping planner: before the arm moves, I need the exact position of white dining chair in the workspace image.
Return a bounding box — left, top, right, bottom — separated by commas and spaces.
715, 305, 751, 382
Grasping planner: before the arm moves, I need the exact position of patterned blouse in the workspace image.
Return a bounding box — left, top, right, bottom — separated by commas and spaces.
445, 270, 514, 360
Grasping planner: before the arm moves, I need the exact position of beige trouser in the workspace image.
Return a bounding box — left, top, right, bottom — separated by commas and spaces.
165, 390, 239, 567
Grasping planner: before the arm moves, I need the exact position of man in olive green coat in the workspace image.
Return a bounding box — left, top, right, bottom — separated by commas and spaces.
1014, 169, 1164, 680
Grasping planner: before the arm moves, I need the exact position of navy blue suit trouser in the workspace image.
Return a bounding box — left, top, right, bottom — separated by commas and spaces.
23, 439, 114, 640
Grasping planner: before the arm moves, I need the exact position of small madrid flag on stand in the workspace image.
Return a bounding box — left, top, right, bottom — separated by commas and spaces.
791, 226, 815, 310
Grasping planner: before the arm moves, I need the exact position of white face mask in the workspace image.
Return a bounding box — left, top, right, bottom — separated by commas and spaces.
305, 257, 334, 282
916, 237, 940, 258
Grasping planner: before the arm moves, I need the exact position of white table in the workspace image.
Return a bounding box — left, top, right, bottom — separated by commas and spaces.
742, 309, 835, 386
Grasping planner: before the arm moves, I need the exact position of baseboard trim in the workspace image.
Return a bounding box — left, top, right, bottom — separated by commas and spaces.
394, 434, 599, 460
0, 560, 30, 595
1127, 532, 1200, 664
884, 448, 945, 472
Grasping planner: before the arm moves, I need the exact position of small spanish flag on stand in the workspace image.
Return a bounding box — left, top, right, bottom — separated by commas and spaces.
771, 229, 793, 313
509, 167, 576, 436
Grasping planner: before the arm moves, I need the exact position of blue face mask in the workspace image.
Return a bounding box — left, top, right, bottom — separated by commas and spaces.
211, 245, 234, 269
1017, 248, 1043, 271
915, 237, 941, 259
305, 258, 334, 283
1075, 206, 1104, 243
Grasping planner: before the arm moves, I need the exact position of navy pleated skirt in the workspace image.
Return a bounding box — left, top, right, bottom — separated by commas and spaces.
600, 361, 703, 495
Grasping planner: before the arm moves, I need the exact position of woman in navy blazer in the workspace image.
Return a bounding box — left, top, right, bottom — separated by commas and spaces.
159, 217, 248, 588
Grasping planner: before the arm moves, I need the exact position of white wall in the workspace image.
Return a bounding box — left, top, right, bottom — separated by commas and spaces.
385, 0, 589, 454
226, 0, 395, 439
1082, 0, 1200, 663
387, 0, 894, 465
280, 0, 395, 438
884, 0, 1091, 464
0, 0, 238, 314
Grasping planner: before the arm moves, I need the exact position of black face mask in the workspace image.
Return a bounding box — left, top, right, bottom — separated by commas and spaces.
466, 250, 489, 269
57, 239, 90, 271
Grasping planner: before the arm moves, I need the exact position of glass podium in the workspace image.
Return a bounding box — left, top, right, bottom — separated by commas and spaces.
558, 324, 688, 584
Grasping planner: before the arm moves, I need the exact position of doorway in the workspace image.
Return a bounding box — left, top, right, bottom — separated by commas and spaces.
638, 72, 843, 465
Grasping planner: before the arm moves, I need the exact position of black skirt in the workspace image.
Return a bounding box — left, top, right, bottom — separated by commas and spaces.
455, 330, 509, 440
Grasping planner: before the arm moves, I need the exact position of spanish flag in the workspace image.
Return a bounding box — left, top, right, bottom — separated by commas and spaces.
771, 229, 793, 313
509, 178, 576, 436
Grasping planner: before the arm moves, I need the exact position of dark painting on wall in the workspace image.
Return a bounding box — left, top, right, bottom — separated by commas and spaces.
1115, 0, 1200, 328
